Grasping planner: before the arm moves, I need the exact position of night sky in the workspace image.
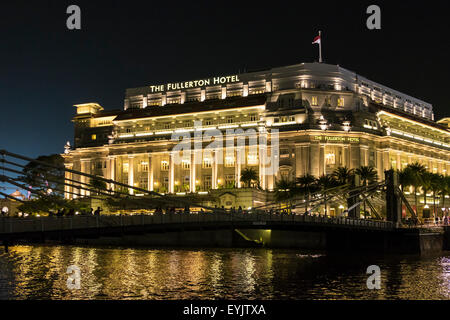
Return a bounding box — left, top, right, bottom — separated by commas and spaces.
0, 1, 449, 160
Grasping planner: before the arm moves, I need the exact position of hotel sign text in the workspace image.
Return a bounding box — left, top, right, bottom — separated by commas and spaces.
314, 136, 360, 143
149, 75, 241, 93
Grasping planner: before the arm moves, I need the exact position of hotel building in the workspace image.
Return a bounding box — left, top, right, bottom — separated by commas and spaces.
62, 62, 450, 211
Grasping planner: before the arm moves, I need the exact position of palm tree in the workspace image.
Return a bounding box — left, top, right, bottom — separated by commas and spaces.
332, 166, 354, 186
405, 162, 426, 216
240, 167, 258, 188
355, 166, 378, 218
439, 176, 450, 215
274, 177, 296, 212
90, 177, 107, 195
420, 171, 434, 218
316, 174, 336, 216
296, 174, 318, 214
430, 173, 443, 219
355, 166, 378, 186
398, 168, 413, 194
398, 168, 413, 220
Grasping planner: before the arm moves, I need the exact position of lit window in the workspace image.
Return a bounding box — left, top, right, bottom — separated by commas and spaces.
280, 170, 289, 178
167, 98, 181, 104
202, 158, 212, 168
226, 116, 234, 124
161, 161, 169, 171
91, 134, 97, 140
123, 162, 129, 173
337, 98, 344, 107
247, 153, 258, 165
204, 119, 213, 126
225, 156, 235, 167
325, 153, 336, 165
249, 114, 258, 122
182, 160, 190, 170
225, 175, 235, 186
140, 177, 148, 189
203, 176, 212, 190
140, 162, 149, 172
311, 96, 318, 106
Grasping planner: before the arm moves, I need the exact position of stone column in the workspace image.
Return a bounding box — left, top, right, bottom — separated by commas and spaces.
72, 160, 81, 198
169, 152, 175, 193
302, 145, 310, 175
295, 145, 303, 177
212, 150, 218, 189
110, 156, 116, 191
310, 144, 320, 177
438, 161, 443, 175
143, 96, 148, 108
148, 154, 153, 192
190, 151, 196, 192
348, 145, 353, 169
265, 81, 272, 93
105, 158, 111, 191
236, 148, 242, 188
221, 86, 227, 99
376, 150, 383, 181
383, 150, 390, 172
364, 147, 369, 167
259, 144, 266, 190
80, 159, 90, 197
343, 146, 349, 168
128, 156, 134, 195
64, 164, 73, 200
80, 159, 86, 197
360, 146, 369, 167
397, 153, 401, 170
200, 89, 206, 102
319, 145, 325, 176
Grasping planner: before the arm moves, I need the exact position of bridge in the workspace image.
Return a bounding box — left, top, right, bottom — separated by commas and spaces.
0, 149, 444, 253
0, 212, 394, 240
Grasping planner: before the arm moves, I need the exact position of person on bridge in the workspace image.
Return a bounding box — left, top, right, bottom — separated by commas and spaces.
94, 207, 103, 216
90, 208, 94, 215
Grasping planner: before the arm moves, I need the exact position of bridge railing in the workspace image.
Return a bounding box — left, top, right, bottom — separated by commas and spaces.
0, 212, 395, 235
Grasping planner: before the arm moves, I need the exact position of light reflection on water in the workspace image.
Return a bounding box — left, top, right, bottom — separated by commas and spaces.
1, 245, 450, 300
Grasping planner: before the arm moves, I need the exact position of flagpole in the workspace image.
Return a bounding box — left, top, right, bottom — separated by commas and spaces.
319, 30, 322, 63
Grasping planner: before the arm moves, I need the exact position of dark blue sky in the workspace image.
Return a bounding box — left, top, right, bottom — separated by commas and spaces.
0, 0, 449, 161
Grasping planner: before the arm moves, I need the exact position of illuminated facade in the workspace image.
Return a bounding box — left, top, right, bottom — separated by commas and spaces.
63, 62, 450, 209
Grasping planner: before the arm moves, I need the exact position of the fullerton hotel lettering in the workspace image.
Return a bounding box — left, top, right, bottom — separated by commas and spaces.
149, 75, 240, 93
314, 136, 360, 143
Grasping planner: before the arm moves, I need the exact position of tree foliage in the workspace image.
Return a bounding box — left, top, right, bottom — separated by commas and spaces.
21, 154, 65, 197
240, 167, 259, 188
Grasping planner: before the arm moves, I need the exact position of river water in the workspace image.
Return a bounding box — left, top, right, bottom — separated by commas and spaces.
1, 245, 450, 300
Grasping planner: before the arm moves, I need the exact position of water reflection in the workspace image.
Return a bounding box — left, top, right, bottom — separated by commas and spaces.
1, 246, 450, 300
